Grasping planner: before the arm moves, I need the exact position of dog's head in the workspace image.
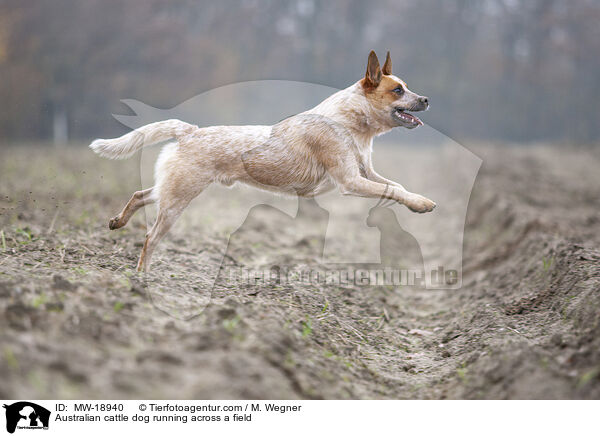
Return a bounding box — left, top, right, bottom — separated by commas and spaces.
360, 51, 429, 129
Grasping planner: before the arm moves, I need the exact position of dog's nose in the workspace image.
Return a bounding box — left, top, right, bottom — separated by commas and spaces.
419, 96, 429, 106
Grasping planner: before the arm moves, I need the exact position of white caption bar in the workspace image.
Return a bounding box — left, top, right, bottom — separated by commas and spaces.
0, 400, 596, 435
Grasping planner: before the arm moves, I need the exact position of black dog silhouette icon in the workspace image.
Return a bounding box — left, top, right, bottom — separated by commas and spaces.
3, 402, 50, 434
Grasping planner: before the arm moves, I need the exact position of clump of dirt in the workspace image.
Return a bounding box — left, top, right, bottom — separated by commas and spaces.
0, 143, 599, 399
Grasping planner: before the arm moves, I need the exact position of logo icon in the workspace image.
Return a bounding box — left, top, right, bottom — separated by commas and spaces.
3, 402, 50, 434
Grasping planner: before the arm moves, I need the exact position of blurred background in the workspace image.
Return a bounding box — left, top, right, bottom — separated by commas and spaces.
0, 0, 599, 145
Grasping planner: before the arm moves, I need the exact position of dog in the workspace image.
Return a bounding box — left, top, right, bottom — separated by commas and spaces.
90, 51, 436, 272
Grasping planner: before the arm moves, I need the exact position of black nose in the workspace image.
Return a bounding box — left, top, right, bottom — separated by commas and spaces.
419, 96, 429, 106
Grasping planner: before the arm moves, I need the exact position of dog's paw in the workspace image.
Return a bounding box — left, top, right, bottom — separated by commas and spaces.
405, 194, 436, 213
108, 216, 122, 230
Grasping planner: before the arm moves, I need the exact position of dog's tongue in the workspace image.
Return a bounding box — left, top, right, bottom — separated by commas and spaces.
398, 111, 423, 125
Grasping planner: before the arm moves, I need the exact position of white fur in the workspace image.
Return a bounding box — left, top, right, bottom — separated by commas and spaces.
90, 119, 195, 159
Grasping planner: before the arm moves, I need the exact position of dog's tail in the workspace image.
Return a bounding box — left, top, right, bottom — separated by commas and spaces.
89, 119, 195, 160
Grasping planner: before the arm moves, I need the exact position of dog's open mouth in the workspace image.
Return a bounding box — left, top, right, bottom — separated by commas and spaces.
394, 108, 423, 127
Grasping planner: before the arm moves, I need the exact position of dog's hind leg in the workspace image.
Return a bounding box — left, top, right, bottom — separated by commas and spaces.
109, 187, 155, 230
136, 181, 209, 272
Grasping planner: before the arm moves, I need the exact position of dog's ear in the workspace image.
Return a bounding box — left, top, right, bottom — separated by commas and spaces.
382, 51, 392, 75
363, 51, 382, 89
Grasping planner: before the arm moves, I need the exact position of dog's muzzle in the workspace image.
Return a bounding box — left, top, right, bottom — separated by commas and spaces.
393, 96, 429, 128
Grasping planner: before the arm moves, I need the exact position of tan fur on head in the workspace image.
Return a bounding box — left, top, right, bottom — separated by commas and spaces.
90, 51, 435, 272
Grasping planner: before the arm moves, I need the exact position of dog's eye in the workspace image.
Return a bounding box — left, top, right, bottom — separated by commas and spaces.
393, 87, 404, 95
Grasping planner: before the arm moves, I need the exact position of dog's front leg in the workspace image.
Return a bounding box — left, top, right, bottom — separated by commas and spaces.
322, 148, 435, 213
362, 167, 436, 213
338, 176, 435, 213
364, 166, 408, 191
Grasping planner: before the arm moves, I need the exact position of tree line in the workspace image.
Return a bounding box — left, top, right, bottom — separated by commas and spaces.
0, 0, 598, 143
